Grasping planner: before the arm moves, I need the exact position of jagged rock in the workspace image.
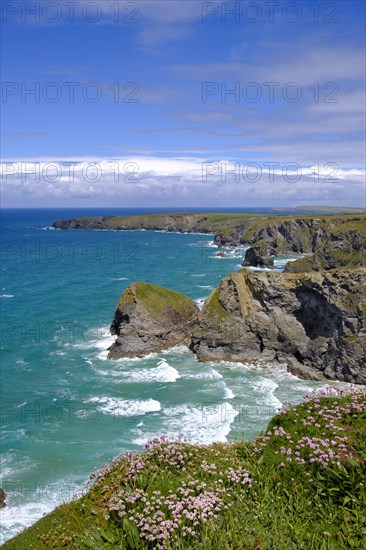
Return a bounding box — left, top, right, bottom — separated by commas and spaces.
243, 217, 366, 269
108, 282, 199, 359
285, 229, 366, 272
0, 488, 6, 508
242, 243, 274, 268
190, 269, 366, 384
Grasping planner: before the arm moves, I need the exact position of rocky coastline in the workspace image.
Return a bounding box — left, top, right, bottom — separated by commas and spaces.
54, 212, 366, 383
53, 212, 365, 270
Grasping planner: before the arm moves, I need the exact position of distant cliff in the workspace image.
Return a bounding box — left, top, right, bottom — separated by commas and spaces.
52, 212, 257, 246
241, 216, 366, 271
53, 213, 365, 270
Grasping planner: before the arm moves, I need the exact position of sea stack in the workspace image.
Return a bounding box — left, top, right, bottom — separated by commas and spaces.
108, 282, 200, 359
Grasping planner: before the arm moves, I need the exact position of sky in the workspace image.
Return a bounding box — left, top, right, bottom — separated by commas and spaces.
1, 0, 365, 208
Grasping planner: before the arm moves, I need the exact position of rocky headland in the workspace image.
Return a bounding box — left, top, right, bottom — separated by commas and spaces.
110, 270, 365, 384
54, 211, 366, 383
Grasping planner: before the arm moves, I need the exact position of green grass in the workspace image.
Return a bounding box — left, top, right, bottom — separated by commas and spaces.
4, 387, 366, 550
118, 282, 197, 320
204, 287, 232, 320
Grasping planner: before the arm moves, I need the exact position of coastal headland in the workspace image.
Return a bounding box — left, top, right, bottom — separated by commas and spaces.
54, 212, 366, 384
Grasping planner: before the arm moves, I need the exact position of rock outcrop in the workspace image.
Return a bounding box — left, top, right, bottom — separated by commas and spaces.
190, 269, 366, 384
284, 227, 366, 272
108, 282, 199, 359
241, 242, 274, 268
0, 488, 6, 508
242, 216, 366, 270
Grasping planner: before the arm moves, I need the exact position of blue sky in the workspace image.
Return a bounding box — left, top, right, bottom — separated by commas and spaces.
1, 0, 365, 207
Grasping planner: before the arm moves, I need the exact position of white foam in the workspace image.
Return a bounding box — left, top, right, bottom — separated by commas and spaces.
245, 266, 273, 272
111, 277, 129, 281
95, 334, 116, 360
123, 359, 180, 383
250, 377, 282, 410
1, 294, 14, 298
0, 501, 57, 543
195, 297, 207, 309
160, 345, 190, 356
191, 273, 207, 278
68, 326, 114, 353
132, 401, 238, 445
224, 387, 235, 399
185, 368, 223, 380
0, 479, 81, 545
196, 285, 214, 289
83, 397, 161, 416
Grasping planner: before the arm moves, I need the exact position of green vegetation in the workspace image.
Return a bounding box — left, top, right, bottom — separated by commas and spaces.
285, 257, 316, 273
4, 387, 366, 549
204, 287, 232, 320
119, 282, 197, 320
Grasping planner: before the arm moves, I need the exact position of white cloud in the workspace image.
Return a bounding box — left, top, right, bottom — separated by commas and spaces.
1, 156, 365, 207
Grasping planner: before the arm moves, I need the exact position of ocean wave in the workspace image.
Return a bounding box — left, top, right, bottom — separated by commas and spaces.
132, 401, 239, 445
123, 359, 180, 383
185, 367, 223, 380
0, 477, 82, 545
82, 397, 161, 417
250, 377, 282, 410
96, 359, 181, 384
1, 294, 14, 298
223, 386, 235, 399
196, 285, 214, 289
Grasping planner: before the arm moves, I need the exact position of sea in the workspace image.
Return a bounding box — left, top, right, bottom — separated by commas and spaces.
0, 207, 332, 543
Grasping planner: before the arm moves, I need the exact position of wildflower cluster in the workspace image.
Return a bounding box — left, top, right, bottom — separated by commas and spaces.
106, 482, 224, 548
85, 437, 252, 549
254, 385, 366, 471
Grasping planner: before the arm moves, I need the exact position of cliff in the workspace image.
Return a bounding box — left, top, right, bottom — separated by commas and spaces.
53, 212, 366, 269
108, 282, 199, 359
107, 271, 366, 383
52, 212, 258, 246
243, 216, 366, 270
190, 269, 366, 384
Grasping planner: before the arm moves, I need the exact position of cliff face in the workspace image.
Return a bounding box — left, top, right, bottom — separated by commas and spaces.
244, 216, 366, 270
108, 282, 199, 359
190, 269, 366, 384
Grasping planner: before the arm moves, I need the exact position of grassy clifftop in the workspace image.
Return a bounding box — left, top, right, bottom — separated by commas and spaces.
117, 282, 196, 320
3, 387, 366, 549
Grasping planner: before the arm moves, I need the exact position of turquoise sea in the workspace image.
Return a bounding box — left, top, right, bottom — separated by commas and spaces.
0, 208, 330, 543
